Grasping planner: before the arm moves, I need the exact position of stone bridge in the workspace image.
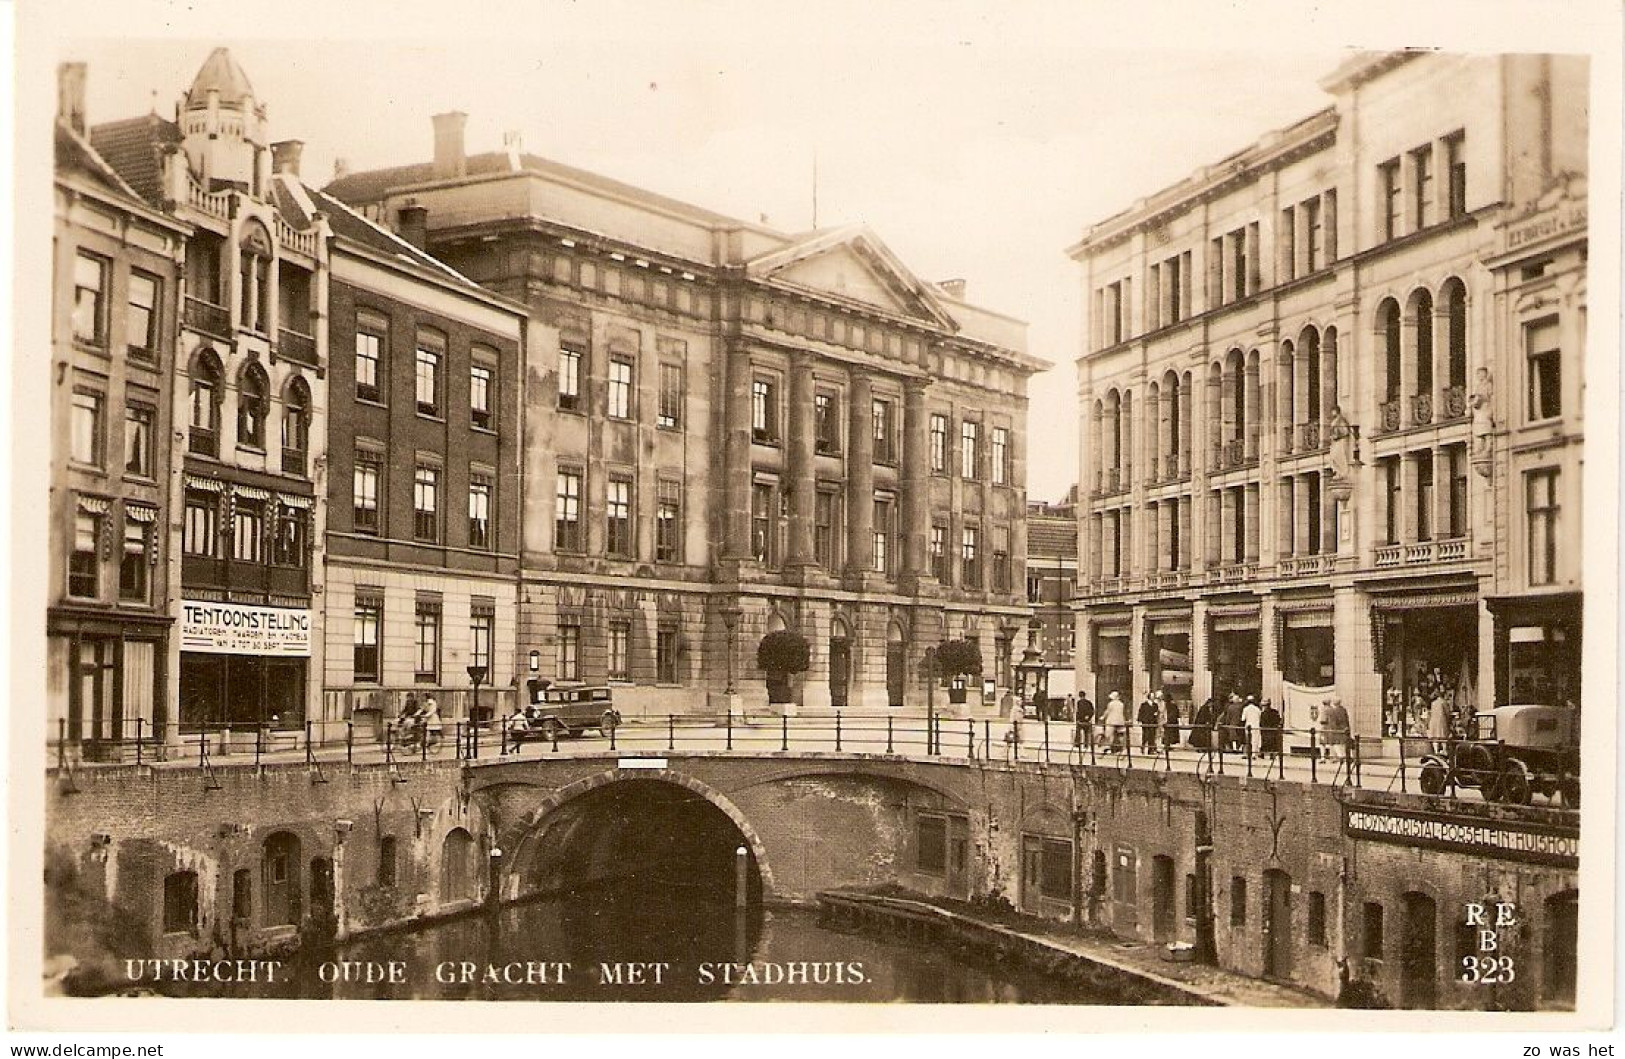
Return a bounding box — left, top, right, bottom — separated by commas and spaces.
46, 749, 1580, 1009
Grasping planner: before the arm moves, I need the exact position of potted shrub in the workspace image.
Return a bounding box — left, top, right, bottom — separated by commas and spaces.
756, 629, 810, 705
935, 638, 983, 705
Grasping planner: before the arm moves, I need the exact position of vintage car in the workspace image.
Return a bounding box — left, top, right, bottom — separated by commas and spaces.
1416, 703, 1579, 807
511, 683, 621, 742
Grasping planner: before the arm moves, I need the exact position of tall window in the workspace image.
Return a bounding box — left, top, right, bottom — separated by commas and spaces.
415, 601, 441, 682
355, 328, 383, 402
992, 525, 1011, 592
1526, 318, 1561, 421
73, 253, 108, 346
124, 404, 155, 477
183, 491, 218, 557
991, 427, 1009, 485
1379, 159, 1402, 241
814, 391, 840, 453
1448, 445, 1468, 538
127, 271, 159, 358
961, 525, 980, 587
282, 382, 310, 474
468, 474, 492, 549
558, 344, 583, 410
929, 413, 948, 473
353, 453, 381, 533
655, 478, 681, 563
656, 628, 679, 684
1382, 458, 1401, 545
872, 398, 895, 462
960, 420, 980, 481
1527, 469, 1560, 585
872, 497, 893, 576
189, 357, 221, 455
1363, 902, 1385, 959
415, 346, 441, 416
272, 505, 307, 568
354, 598, 382, 682
606, 475, 632, 557
71, 390, 103, 467
555, 468, 582, 551
608, 358, 633, 419
1305, 198, 1323, 271
1416, 454, 1434, 542
751, 482, 775, 564
1411, 144, 1434, 229
470, 364, 493, 430
751, 377, 778, 442
814, 490, 839, 569
658, 363, 683, 429
608, 622, 630, 682
413, 465, 440, 542
68, 510, 101, 597
469, 605, 494, 673
1446, 132, 1467, 218
162, 872, 198, 935
232, 499, 264, 562
930, 522, 948, 581
238, 366, 267, 448
557, 623, 580, 681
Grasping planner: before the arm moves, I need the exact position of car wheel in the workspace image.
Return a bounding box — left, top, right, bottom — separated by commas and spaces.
1418, 760, 1448, 796
1498, 760, 1532, 806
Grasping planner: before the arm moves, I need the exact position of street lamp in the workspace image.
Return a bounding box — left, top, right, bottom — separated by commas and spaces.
467, 664, 488, 729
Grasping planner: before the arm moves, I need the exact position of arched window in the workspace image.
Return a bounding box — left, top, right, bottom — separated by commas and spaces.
282, 375, 311, 473
238, 363, 269, 449
1441, 278, 1469, 414
1378, 299, 1402, 429
1410, 288, 1435, 424
239, 222, 273, 334
189, 350, 223, 456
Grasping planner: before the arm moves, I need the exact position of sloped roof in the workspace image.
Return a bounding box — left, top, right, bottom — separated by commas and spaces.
56, 122, 145, 203
744, 223, 960, 332
88, 114, 181, 207
305, 184, 493, 297
325, 151, 738, 228
187, 47, 256, 108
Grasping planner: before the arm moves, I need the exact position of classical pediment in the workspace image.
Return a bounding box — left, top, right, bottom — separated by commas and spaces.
746, 225, 959, 332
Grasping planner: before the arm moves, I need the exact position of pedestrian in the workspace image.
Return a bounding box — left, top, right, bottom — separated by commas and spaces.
1322, 696, 1351, 760
1242, 695, 1262, 755
1221, 694, 1245, 752
1259, 698, 1283, 756
1427, 688, 1451, 752
1189, 697, 1214, 751
421, 694, 444, 749
1073, 694, 1096, 751
1103, 691, 1128, 752
1162, 692, 1181, 748
1136, 692, 1160, 751
503, 705, 530, 754
397, 695, 421, 746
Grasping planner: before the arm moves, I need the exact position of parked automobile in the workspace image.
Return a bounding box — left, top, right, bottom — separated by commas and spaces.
512, 682, 621, 743
1416, 704, 1579, 807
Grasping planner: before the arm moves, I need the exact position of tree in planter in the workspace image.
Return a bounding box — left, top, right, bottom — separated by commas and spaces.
935, 638, 983, 704
756, 629, 810, 705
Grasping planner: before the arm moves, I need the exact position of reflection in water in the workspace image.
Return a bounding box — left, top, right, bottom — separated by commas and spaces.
259, 882, 1100, 1003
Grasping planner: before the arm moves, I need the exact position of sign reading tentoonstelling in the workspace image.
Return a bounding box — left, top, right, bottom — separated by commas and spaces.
1342, 804, 1578, 869
180, 601, 312, 656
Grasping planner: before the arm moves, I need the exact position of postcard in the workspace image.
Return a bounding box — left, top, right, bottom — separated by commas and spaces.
8, 0, 1619, 1037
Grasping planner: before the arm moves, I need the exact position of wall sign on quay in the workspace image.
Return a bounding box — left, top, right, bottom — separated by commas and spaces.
1342, 804, 1578, 868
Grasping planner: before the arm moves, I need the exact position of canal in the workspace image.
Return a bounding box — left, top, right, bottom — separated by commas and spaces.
252, 883, 1109, 1002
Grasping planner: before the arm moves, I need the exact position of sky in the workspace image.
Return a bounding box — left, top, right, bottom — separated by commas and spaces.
33, 2, 1608, 502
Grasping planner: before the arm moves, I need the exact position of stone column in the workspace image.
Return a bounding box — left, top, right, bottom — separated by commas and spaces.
1321, 329, 1340, 430
845, 374, 875, 579
1190, 598, 1211, 709
722, 339, 755, 561
901, 379, 931, 584
785, 351, 817, 570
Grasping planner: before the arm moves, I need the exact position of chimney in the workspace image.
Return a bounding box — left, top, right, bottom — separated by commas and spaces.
57, 62, 87, 135
432, 111, 468, 179
398, 203, 429, 250
271, 139, 304, 177
938, 278, 967, 299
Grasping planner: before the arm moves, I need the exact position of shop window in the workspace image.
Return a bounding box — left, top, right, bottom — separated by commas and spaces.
232, 498, 264, 563
1230, 876, 1247, 926
162, 871, 198, 934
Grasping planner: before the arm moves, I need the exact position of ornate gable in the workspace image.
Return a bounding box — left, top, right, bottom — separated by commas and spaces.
746, 225, 959, 332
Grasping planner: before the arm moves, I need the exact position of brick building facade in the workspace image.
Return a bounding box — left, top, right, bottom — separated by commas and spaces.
1068, 53, 1589, 738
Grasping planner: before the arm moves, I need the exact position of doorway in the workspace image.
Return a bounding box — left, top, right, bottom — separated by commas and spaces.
1263, 868, 1293, 979
1152, 855, 1176, 942
1112, 846, 1138, 932
1400, 891, 1438, 1008
886, 631, 906, 709
829, 631, 851, 709
261, 831, 302, 927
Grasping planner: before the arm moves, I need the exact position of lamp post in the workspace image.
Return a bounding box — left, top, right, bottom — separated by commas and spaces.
922, 646, 938, 755
467, 665, 488, 750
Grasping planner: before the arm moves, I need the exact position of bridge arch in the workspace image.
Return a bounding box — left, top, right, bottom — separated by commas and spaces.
501, 767, 778, 902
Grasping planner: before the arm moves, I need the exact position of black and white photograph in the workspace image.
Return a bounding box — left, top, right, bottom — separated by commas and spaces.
8, 0, 1619, 1040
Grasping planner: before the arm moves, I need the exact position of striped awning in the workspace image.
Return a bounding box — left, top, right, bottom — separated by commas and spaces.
1369, 591, 1478, 613
277, 493, 313, 509
233, 485, 272, 501
184, 475, 224, 492
76, 495, 111, 515
124, 503, 159, 523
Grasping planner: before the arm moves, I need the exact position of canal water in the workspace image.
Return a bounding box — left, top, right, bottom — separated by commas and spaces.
262, 884, 1104, 1003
